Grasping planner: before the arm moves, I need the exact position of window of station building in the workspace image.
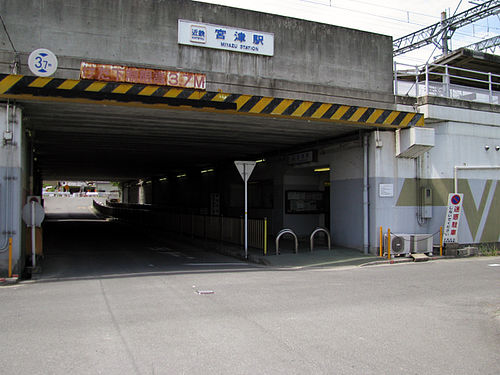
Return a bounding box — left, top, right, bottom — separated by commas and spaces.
285, 190, 325, 214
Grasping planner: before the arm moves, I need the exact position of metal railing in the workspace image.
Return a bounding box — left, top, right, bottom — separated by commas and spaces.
394, 62, 500, 105
93, 200, 268, 252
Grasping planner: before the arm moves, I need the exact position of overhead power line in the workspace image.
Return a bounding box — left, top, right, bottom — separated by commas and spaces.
393, 0, 500, 56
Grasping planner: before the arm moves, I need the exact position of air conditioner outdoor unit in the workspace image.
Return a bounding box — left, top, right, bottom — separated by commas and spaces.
411, 234, 434, 255
384, 233, 412, 256
384, 233, 434, 257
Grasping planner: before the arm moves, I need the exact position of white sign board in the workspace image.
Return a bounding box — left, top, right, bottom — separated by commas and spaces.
379, 184, 394, 198
28, 48, 58, 77
443, 193, 464, 243
234, 161, 257, 259
178, 19, 274, 56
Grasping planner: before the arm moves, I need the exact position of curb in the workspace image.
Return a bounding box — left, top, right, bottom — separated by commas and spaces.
361, 254, 477, 267
0, 276, 19, 286
361, 258, 413, 267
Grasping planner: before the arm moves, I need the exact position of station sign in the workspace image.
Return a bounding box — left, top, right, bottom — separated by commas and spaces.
288, 150, 317, 165
178, 19, 274, 56
443, 193, 464, 243
80, 62, 206, 90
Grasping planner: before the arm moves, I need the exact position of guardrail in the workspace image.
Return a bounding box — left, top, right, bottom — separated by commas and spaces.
93, 200, 268, 252
394, 62, 500, 105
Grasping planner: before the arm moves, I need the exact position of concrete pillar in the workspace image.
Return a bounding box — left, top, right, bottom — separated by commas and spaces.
0, 104, 24, 277
122, 183, 129, 203
151, 177, 160, 205
138, 179, 146, 204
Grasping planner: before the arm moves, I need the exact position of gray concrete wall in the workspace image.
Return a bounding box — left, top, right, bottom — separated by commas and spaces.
328, 141, 365, 250
0, 0, 394, 107
0, 105, 24, 276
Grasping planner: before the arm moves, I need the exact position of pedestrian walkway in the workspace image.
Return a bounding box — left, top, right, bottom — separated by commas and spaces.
221, 245, 380, 268
169, 233, 382, 269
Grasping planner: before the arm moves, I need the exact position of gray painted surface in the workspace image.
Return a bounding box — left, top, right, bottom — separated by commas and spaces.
0, 0, 394, 106
0, 106, 24, 276
330, 179, 363, 250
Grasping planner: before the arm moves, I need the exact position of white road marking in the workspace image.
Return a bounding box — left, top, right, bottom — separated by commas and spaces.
185, 262, 247, 266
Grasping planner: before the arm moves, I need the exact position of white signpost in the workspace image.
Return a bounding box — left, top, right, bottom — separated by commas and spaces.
22, 197, 45, 267
234, 161, 256, 259
443, 193, 464, 243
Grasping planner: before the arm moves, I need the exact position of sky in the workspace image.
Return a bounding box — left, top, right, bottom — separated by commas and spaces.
195, 0, 500, 66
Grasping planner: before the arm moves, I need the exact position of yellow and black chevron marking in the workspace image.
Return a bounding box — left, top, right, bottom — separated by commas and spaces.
0, 74, 424, 127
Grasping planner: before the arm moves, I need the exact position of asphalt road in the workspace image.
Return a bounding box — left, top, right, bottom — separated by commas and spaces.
0, 198, 498, 374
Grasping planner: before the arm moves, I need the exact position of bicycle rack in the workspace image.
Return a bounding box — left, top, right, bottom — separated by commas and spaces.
310, 227, 331, 252
275, 228, 298, 255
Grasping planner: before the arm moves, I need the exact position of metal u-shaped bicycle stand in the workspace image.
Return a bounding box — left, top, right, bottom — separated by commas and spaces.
310, 227, 331, 252
275, 229, 298, 255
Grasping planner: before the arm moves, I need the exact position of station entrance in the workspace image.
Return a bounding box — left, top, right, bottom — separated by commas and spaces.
0, 73, 423, 276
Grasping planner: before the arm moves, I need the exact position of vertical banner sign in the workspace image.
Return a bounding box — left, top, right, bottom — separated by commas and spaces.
234, 161, 256, 259
443, 193, 464, 243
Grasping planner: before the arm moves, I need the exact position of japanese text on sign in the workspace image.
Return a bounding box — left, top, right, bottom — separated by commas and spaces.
80, 62, 206, 90
178, 19, 274, 56
443, 193, 464, 243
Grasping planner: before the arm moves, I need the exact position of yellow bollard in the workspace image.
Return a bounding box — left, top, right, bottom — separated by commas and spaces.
379, 226, 383, 257
440, 226, 443, 256
387, 228, 391, 260
8, 237, 12, 278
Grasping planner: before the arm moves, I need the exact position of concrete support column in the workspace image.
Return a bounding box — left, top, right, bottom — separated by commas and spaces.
121, 183, 129, 203
0, 104, 24, 276
138, 179, 146, 204
151, 177, 161, 205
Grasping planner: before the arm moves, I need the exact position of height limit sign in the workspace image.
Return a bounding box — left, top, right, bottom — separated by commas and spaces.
443, 193, 463, 243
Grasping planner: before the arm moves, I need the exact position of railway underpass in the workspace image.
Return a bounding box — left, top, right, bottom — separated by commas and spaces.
1, 71, 422, 277
1, 0, 436, 277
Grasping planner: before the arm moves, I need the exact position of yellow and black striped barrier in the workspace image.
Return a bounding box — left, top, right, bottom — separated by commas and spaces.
0, 74, 424, 128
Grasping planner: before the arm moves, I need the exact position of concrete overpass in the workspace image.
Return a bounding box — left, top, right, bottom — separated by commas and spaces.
1, 72, 422, 181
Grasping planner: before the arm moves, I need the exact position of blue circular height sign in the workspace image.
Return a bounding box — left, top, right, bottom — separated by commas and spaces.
28, 48, 58, 77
